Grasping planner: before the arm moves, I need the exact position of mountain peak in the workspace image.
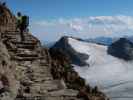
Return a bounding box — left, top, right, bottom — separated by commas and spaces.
51, 36, 90, 66
108, 37, 133, 60
59, 36, 85, 43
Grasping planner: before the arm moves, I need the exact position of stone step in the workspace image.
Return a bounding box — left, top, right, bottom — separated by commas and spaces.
2, 35, 19, 39
29, 74, 52, 78
39, 64, 49, 67
31, 66, 51, 71
2, 34, 17, 37
10, 41, 37, 45
3, 33, 35, 38
16, 53, 38, 57
24, 38, 37, 41
39, 60, 48, 63
11, 56, 40, 61
2, 38, 20, 43
2, 34, 36, 41
29, 76, 52, 81
9, 38, 38, 44
31, 76, 53, 82
11, 41, 37, 45
41, 80, 67, 91
10, 42, 36, 49
8, 48, 34, 53
30, 70, 51, 76
15, 51, 38, 57
2, 31, 19, 35
8, 49, 18, 52
17, 48, 34, 51
17, 45, 35, 49
3, 33, 35, 41
15, 96, 44, 100
29, 71, 53, 80
2, 32, 18, 35
2, 34, 18, 38
30, 72, 52, 78
2, 37, 19, 41
31, 81, 59, 91
29, 68, 51, 73
3, 37, 17, 41
48, 89, 78, 97
39, 63, 50, 66
4, 30, 25, 34
32, 73, 51, 78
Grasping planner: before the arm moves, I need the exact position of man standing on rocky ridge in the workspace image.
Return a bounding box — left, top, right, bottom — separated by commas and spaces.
17, 12, 29, 41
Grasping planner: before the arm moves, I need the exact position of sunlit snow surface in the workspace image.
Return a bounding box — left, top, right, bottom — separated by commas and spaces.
68, 38, 133, 100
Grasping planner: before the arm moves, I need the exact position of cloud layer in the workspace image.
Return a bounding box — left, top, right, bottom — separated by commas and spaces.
30, 15, 133, 42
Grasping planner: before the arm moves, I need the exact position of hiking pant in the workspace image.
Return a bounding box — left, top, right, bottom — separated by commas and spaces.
20, 30, 25, 41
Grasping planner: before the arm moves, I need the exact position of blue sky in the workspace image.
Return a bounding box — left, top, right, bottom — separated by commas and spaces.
4, 0, 133, 42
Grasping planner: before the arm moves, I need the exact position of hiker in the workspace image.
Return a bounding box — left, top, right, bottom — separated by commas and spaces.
17, 12, 29, 41
0, 1, 6, 6
2, 2, 6, 6
16, 12, 22, 30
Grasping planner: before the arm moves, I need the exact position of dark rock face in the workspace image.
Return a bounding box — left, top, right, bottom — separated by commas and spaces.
49, 48, 85, 89
51, 36, 89, 66
0, 4, 16, 32
108, 38, 133, 60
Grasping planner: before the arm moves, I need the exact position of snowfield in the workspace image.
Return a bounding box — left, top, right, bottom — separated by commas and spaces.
68, 38, 133, 100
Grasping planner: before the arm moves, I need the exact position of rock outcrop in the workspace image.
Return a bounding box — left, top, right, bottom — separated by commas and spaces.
0, 40, 19, 100
108, 38, 133, 61
0, 4, 16, 32
51, 36, 89, 66
0, 3, 109, 100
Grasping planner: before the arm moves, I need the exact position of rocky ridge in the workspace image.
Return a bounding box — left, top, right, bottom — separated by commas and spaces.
0, 4, 108, 100
51, 36, 89, 66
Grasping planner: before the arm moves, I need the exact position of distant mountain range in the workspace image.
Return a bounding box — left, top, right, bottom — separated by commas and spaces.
45, 36, 133, 48
86, 36, 133, 46
85, 37, 116, 46
50, 36, 133, 66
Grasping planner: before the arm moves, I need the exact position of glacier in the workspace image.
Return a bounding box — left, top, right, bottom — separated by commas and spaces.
68, 38, 133, 100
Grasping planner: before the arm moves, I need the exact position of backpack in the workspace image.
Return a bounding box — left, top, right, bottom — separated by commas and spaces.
22, 15, 29, 27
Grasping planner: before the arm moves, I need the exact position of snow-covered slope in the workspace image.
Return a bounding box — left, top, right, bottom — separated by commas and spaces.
68, 38, 133, 100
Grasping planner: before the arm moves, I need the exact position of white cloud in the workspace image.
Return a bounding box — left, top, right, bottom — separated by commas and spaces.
30, 15, 133, 42
68, 22, 83, 31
